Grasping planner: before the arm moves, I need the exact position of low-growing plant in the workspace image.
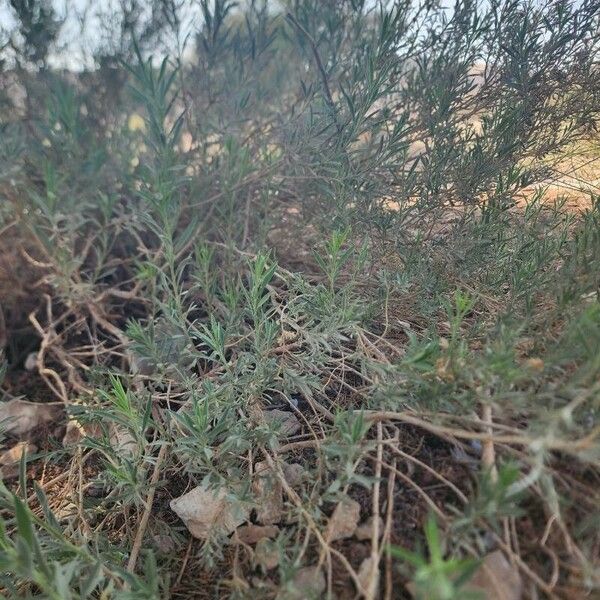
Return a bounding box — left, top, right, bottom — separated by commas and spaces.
0, 0, 599, 597
390, 515, 481, 600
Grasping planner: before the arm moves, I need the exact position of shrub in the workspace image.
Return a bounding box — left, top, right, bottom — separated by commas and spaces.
0, 0, 599, 598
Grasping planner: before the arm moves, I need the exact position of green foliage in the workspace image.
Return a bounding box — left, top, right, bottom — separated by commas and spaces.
453, 463, 524, 533
0, 483, 164, 598
0, 0, 599, 597
390, 515, 481, 600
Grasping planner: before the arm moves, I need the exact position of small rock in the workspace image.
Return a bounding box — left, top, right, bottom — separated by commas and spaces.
108, 423, 138, 457
255, 538, 280, 571
0, 441, 37, 465
170, 484, 249, 539
0, 441, 37, 480
357, 557, 379, 596
465, 550, 523, 600
24, 352, 37, 371
253, 461, 283, 525
326, 496, 361, 541
278, 566, 326, 600
264, 409, 301, 436
235, 524, 279, 545
355, 516, 384, 541
0, 399, 62, 436
282, 462, 304, 487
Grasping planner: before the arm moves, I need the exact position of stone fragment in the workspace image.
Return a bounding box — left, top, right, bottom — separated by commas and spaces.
326, 496, 360, 541
235, 524, 279, 545
170, 484, 249, 539
253, 461, 283, 524
354, 516, 384, 541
